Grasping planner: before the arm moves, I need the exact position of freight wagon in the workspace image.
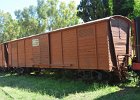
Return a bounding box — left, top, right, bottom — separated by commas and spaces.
0, 15, 132, 80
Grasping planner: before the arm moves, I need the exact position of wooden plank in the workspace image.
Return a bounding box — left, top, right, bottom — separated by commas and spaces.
2, 45, 5, 67
62, 28, 78, 69
50, 32, 63, 68
18, 40, 25, 67
77, 24, 97, 69
111, 18, 129, 65
96, 21, 109, 70
25, 38, 33, 67
76, 28, 80, 69
61, 32, 64, 67
2, 45, 6, 67
40, 34, 49, 68
8, 43, 12, 67
0, 45, 2, 67
32, 36, 40, 67
11, 42, 18, 67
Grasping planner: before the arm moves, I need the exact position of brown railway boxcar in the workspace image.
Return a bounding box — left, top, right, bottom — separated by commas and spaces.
0, 15, 132, 73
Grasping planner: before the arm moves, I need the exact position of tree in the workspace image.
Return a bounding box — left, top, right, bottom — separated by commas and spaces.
14, 0, 79, 37
0, 0, 79, 42
77, 0, 110, 22
14, 0, 48, 37
113, 0, 134, 16
131, 0, 140, 18
46, 0, 79, 31
0, 11, 20, 42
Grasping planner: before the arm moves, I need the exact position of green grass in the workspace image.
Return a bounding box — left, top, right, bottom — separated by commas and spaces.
0, 72, 140, 100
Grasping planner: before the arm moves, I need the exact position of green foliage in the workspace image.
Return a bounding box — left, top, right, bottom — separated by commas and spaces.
14, 0, 79, 36
0, 72, 140, 100
109, 0, 113, 15
46, 0, 79, 31
14, 0, 48, 38
77, 0, 136, 21
0, 0, 79, 42
131, 0, 140, 18
0, 73, 109, 99
113, 0, 134, 16
1, 0, 140, 42
0, 11, 20, 42
77, 0, 111, 22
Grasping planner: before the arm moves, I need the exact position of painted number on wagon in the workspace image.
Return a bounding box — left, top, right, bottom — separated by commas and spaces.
32, 39, 39, 47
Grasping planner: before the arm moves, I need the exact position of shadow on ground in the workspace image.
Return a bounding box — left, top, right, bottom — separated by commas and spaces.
0, 72, 108, 98
96, 86, 140, 100
95, 72, 140, 100
1, 72, 140, 99
96, 87, 140, 100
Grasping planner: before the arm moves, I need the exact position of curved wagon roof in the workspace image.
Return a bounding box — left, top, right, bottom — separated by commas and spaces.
4, 15, 132, 43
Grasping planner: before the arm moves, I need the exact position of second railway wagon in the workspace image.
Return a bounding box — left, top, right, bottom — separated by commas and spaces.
0, 15, 131, 75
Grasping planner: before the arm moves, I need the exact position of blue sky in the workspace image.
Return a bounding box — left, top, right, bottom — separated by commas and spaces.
0, 0, 80, 18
